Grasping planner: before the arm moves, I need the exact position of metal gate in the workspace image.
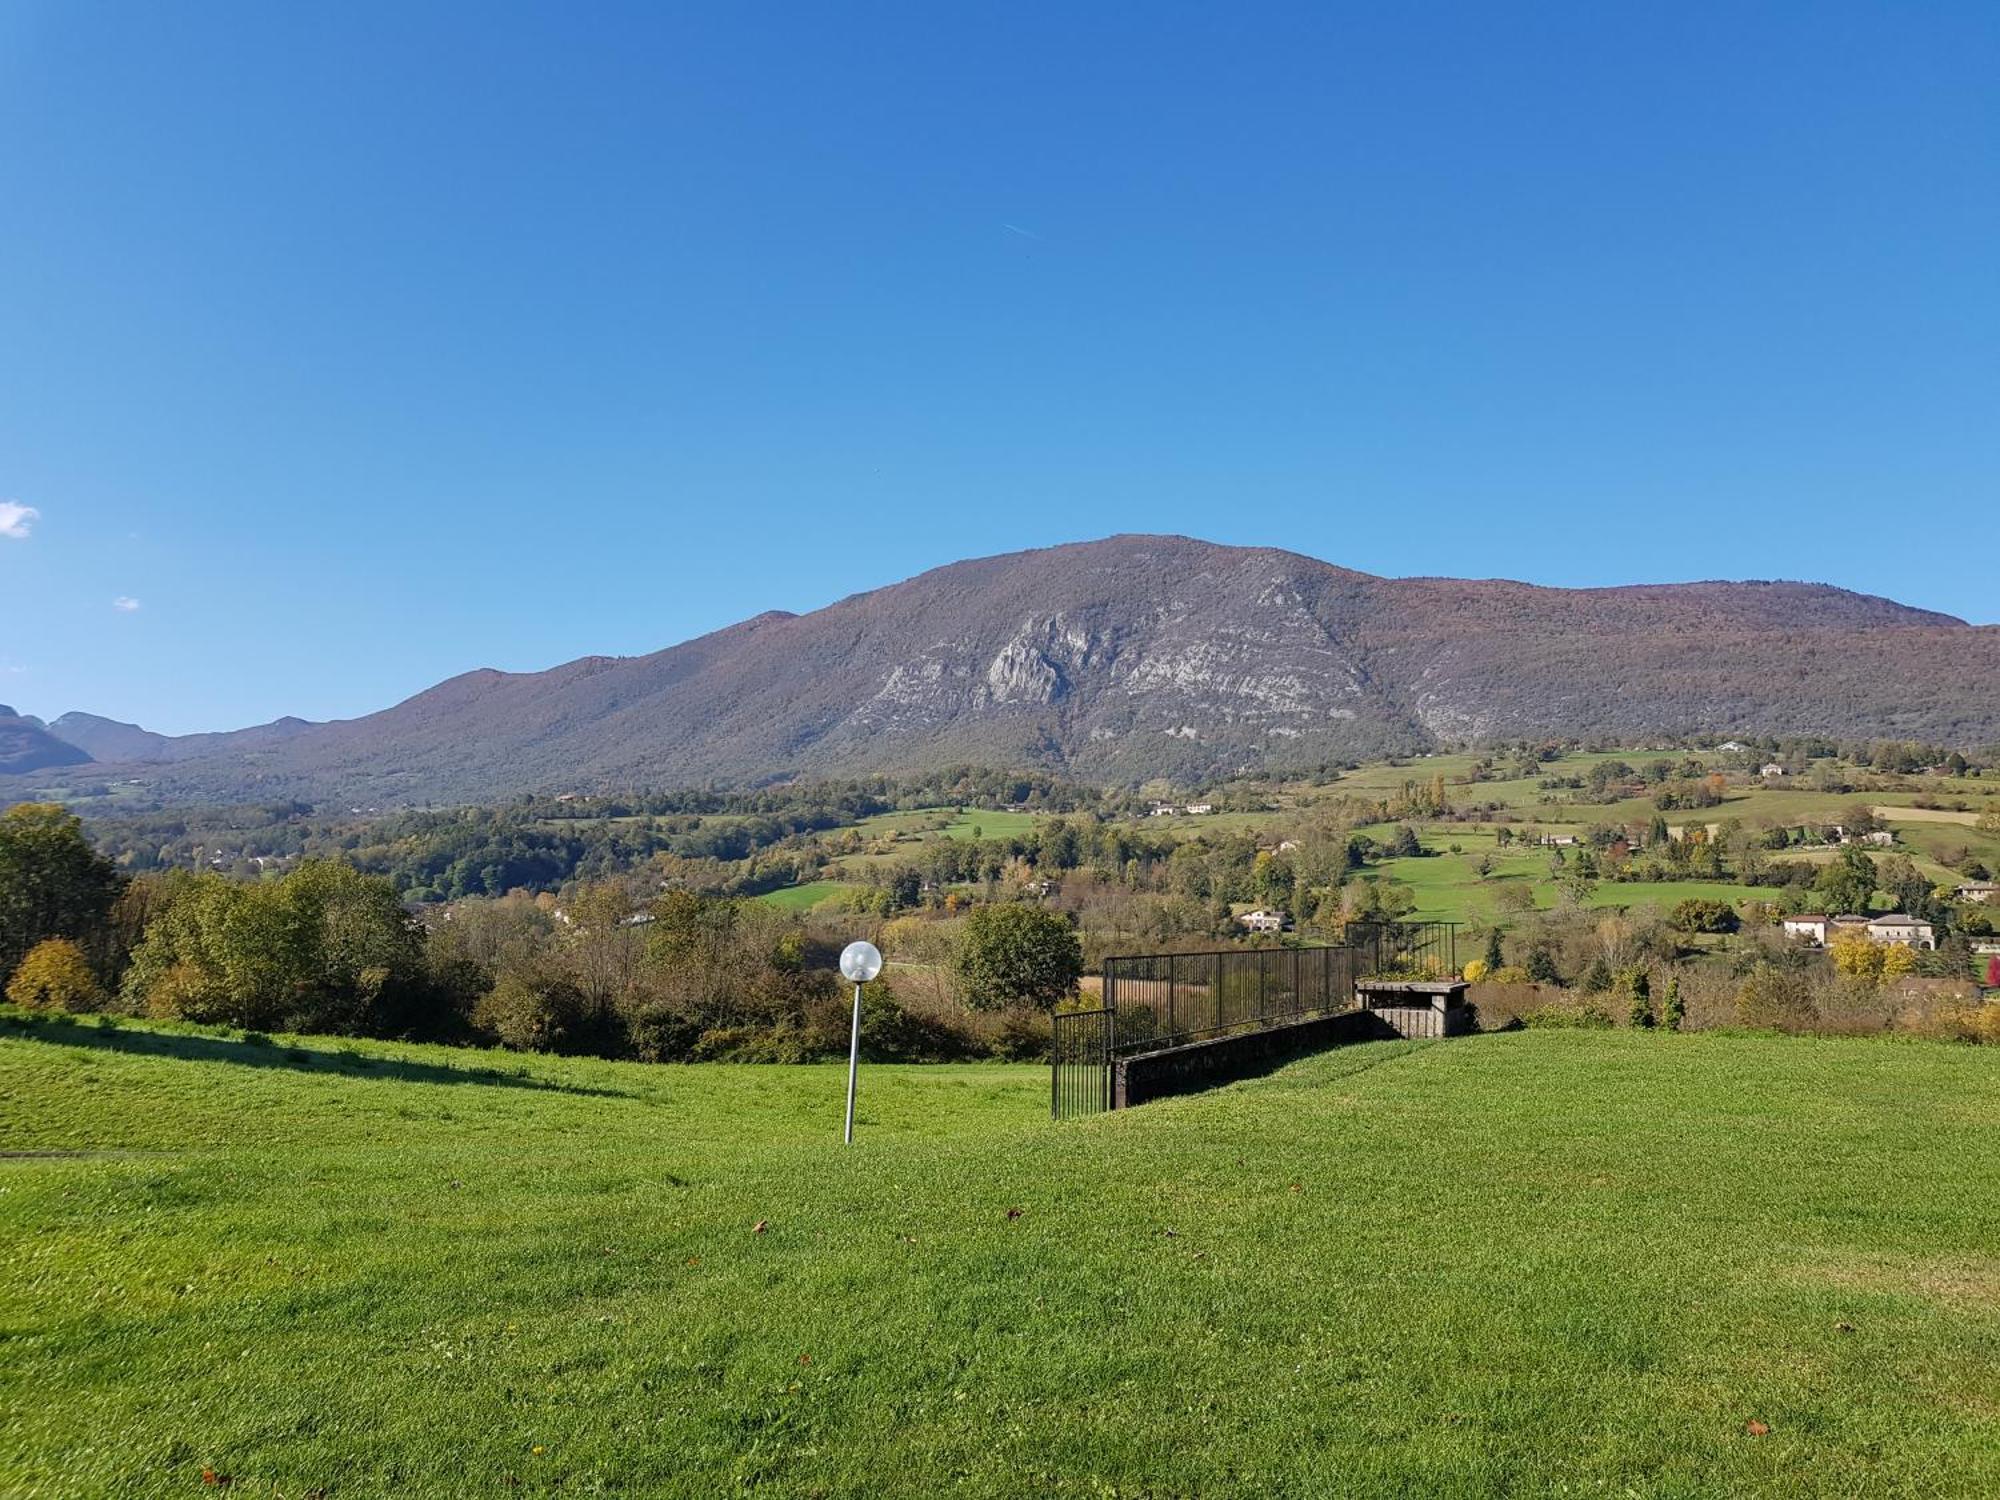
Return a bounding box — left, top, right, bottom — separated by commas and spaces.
1050, 1006, 1114, 1119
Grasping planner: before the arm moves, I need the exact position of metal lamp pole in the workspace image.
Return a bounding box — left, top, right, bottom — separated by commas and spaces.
838, 940, 883, 1144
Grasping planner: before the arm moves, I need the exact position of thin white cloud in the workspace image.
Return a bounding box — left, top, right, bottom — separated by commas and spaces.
0, 501, 39, 539
1002, 223, 1043, 241
113, 596, 142, 612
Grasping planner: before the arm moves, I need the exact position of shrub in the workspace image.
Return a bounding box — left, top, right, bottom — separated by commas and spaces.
1520, 1001, 1614, 1030
1734, 964, 1818, 1031
986, 1006, 1053, 1062
473, 968, 608, 1054
1461, 957, 1491, 984
5, 938, 108, 1013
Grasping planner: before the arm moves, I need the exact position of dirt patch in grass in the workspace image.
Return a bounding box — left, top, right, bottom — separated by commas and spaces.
1798, 1252, 2000, 1312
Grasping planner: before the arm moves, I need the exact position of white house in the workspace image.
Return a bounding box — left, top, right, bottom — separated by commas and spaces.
1956, 882, 1998, 904
1237, 908, 1289, 934
1760, 763, 1788, 778
1865, 915, 1935, 950
1184, 803, 1215, 815
1782, 914, 1830, 946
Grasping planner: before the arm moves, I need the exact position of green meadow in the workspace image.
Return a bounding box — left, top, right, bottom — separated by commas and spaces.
4, 1009, 1997, 1497
753, 878, 863, 912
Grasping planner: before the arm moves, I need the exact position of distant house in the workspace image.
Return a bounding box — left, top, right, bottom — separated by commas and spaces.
1865, 915, 1935, 950
1537, 834, 1578, 848
1025, 877, 1059, 899
1861, 830, 1895, 847
1719, 740, 1749, 753
1956, 882, 1998, 904
1147, 803, 1177, 817
1184, 803, 1215, 815
1782, 914, 1830, 946
1830, 914, 1873, 936
1238, 908, 1289, 934
1760, 763, 1788, 778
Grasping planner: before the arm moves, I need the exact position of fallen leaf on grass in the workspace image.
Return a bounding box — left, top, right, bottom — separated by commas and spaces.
752, 1220, 768, 1234
200, 1469, 231, 1488
798, 1353, 812, 1365
1835, 1320, 1855, 1334
1745, 1420, 1770, 1437
1004, 1207, 1024, 1221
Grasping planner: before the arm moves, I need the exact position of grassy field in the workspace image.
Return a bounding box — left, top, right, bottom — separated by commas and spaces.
754, 879, 862, 912
4, 1010, 1998, 1496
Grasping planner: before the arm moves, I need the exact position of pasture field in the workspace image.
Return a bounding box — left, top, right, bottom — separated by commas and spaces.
753, 879, 862, 912
4, 1010, 1998, 1496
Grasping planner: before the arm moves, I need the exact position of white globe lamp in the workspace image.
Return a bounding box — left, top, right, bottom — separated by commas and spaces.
839, 941, 883, 1143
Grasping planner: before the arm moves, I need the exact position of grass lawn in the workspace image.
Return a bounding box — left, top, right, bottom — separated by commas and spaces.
753, 879, 861, 912
4, 1011, 1998, 1497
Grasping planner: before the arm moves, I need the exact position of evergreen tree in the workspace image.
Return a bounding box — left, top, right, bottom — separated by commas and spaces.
1625, 968, 1654, 1029
1661, 976, 1685, 1031
1482, 926, 1504, 972
1526, 944, 1561, 986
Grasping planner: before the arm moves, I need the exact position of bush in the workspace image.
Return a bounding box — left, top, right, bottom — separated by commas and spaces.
1520, 1001, 1614, 1029
1734, 964, 1818, 1031
986, 1006, 1053, 1062
473, 968, 611, 1054
5, 938, 108, 1013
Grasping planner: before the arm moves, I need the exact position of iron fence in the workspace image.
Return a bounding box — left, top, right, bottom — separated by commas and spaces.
1051, 1006, 1115, 1119
1347, 920, 1459, 977
1100, 944, 1363, 1058
1055, 924, 1462, 1119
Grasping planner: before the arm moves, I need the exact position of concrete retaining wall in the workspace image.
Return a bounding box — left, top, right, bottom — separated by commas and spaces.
1112, 1008, 1408, 1109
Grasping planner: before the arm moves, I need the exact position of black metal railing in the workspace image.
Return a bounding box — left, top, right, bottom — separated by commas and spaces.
1055, 924, 1462, 1120
1051, 1006, 1114, 1119
1346, 920, 1459, 978
1100, 944, 1363, 1058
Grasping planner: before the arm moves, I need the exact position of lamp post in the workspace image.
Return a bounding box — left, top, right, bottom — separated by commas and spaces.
838, 940, 883, 1144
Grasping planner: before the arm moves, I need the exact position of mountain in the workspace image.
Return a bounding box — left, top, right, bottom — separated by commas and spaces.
26, 536, 2000, 804
45, 711, 318, 766
0, 706, 94, 776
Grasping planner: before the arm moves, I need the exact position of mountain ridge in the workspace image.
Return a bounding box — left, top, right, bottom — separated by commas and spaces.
22, 535, 2000, 804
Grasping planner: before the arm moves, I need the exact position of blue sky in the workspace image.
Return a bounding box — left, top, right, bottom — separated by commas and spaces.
2, 3, 1995, 734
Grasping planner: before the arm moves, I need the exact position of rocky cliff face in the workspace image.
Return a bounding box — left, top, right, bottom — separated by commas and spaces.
26, 535, 1999, 804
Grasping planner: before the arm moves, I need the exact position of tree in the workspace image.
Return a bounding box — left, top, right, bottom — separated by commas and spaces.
1525, 944, 1562, 985
1880, 942, 1918, 982
6, 937, 108, 1012
1482, 927, 1505, 971
953, 903, 1082, 1011
0, 803, 124, 978
1661, 976, 1685, 1031
1814, 846, 1877, 916
1829, 932, 1883, 983
121, 860, 431, 1033
1624, 968, 1653, 1029
1669, 898, 1738, 935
